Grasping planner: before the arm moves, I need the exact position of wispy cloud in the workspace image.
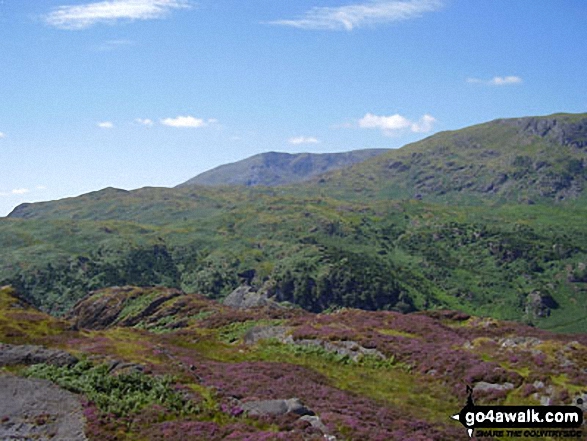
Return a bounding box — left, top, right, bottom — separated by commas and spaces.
11, 188, 30, 195
135, 118, 154, 126
268, 0, 443, 31
97, 121, 114, 129
96, 39, 135, 51
0, 187, 47, 197
161, 115, 207, 128
44, 0, 191, 30
0, 132, 5, 139
359, 113, 436, 136
288, 136, 320, 145
467, 76, 523, 86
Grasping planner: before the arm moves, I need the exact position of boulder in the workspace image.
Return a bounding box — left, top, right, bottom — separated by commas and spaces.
0, 375, 87, 440
0, 344, 77, 367
240, 398, 313, 417
473, 381, 514, 393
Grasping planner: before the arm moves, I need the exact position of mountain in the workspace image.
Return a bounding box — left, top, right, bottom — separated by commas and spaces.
1, 285, 586, 440
2, 113, 587, 333
177, 149, 389, 187
304, 113, 587, 204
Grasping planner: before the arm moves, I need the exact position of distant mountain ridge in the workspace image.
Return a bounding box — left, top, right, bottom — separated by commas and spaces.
177, 149, 389, 187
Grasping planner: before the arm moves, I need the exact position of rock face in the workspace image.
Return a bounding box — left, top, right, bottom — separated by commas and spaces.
508, 115, 587, 148
0, 344, 77, 368
0, 375, 87, 441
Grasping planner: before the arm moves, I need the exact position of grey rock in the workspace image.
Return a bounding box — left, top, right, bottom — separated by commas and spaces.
532, 381, 545, 389
295, 338, 385, 362
0, 374, 87, 440
0, 344, 77, 368
240, 398, 313, 417
473, 381, 514, 392
243, 326, 293, 345
300, 415, 330, 434
499, 337, 542, 349
223, 286, 282, 309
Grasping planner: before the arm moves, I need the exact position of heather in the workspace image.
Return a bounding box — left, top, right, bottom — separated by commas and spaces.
1, 284, 586, 439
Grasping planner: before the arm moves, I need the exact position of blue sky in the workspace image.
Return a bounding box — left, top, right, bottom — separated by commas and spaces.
0, 0, 586, 216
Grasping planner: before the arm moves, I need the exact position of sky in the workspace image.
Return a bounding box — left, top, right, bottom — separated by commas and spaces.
0, 0, 586, 216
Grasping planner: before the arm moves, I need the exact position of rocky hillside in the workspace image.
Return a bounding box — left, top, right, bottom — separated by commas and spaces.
308, 113, 587, 203
1, 285, 586, 440
177, 149, 388, 187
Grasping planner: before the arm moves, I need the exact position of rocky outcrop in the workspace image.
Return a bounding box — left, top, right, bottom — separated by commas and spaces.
243, 325, 385, 362
0, 344, 77, 367
524, 291, 558, 319
295, 338, 386, 362
68, 286, 183, 330
507, 115, 587, 148
0, 375, 87, 440
222, 285, 282, 310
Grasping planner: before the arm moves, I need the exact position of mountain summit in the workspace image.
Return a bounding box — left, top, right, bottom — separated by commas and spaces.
177, 149, 389, 187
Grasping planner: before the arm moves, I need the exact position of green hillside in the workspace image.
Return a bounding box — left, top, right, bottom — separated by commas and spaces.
2, 113, 587, 332
303, 113, 587, 204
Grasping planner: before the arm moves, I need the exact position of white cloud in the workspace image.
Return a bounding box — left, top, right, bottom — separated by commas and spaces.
161, 115, 208, 128
0, 132, 5, 138
359, 113, 411, 131
467, 76, 523, 86
97, 121, 114, 129
11, 188, 30, 195
268, 0, 443, 31
359, 113, 436, 135
410, 114, 436, 133
288, 136, 320, 145
44, 0, 191, 30
135, 118, 154, 126
36, 185, 47, 190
